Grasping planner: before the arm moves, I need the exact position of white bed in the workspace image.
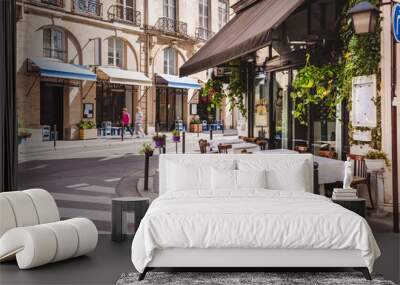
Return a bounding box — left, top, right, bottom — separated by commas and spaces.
131, 154, 380, 280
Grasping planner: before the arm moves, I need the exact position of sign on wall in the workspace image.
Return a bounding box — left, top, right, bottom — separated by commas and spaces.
393, 3, 400, 43
352, 75, 377, 128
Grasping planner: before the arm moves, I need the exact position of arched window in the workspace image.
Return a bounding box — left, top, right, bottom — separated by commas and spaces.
163, 48, 176, 75
43, 28, 65, 61
108, 38, 124, 68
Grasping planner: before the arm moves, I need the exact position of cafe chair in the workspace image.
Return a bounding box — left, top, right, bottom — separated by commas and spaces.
218, 144, 232, 154
348, 154, 375, 209
318, 150, 336, 159
198, 139, 209, 154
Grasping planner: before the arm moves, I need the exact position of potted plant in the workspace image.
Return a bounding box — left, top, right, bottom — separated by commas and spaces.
364, 150, 390, 171
152, 134, 166, 148
190, 118, 202, 133
139, 143, 154, 157
171, 129, 180, 142
79, 120, 97, 140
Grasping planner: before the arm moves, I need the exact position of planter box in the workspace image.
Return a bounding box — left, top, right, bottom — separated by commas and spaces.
190, 124, 202, 133
365, 159, 385, 171
79, 128, 98, 140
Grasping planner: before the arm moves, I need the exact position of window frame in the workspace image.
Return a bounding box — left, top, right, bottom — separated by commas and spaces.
163, 0, 176, 20
198, 0, 209, 30
43, 27, 65, 61
163, 47, 177, 75
218, 0, 228, 30
108, 37, 124, 68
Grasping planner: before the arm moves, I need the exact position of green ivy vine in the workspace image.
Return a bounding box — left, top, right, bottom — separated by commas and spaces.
200, 67, 247, 118
339, 0, 381, 149
290, 0, 381, 148
290, 54, 339, 125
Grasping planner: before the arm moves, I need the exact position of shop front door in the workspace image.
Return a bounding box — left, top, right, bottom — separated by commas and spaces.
40, 82, 64, 140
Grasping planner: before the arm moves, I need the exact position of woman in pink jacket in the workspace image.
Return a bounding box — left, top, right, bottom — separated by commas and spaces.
121, 107, 133, 140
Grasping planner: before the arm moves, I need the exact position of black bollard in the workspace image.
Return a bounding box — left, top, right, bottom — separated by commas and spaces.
144, 152, 150, 191
182, 131, 186, 154
210, 129, 213, 141
53, 124, 57, 150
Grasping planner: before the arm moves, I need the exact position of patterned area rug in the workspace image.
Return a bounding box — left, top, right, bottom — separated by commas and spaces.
116, 272, 395, 285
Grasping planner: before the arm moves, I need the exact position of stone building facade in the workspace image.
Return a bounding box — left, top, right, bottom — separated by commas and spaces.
16, 0, 235, 140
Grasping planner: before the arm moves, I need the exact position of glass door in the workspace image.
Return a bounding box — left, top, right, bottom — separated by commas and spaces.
253, 74, 269, 138
271, 70, 289, 149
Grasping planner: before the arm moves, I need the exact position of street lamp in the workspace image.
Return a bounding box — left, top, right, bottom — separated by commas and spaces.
348, 1, 380, 35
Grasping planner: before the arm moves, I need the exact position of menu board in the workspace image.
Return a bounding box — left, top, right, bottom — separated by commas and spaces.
352, 75, 377, 128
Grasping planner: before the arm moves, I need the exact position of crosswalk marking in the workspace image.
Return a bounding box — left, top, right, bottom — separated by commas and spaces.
104, 177, 122, 182
59, 207, 111, 222
51, 193, 112, 205
76, 185, 115, 194
66, 183, 90, 188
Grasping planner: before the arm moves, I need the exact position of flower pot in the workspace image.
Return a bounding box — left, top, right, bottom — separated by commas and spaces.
79, 128, 98, 140
190, 123, 202, 133
172, 136, 180, 142
365, 159, 385, 171
154, 138, 165, 147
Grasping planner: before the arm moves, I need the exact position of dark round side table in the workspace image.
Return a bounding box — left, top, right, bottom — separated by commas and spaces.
111, 197, 150, 242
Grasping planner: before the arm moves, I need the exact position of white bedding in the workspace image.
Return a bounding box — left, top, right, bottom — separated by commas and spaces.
131, 190, 380, 273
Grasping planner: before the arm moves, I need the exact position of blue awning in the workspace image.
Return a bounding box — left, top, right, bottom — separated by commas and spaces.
30, 58, 97, 81
156, 74, 201, 90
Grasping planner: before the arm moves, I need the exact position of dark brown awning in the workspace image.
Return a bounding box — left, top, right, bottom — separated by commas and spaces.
180, 0, 304, 76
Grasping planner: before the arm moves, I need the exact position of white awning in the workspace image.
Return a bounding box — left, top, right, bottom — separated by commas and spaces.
155, 74, 201, 90
97, 67, 152, 86
30, 58, 97, 81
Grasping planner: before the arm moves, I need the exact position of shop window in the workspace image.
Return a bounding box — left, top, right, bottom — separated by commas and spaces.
218, 0, 228, 30
108, 38, 124, 68
43, 28, 65, 61
163, 47, 176, 75
163, 0, 176, 20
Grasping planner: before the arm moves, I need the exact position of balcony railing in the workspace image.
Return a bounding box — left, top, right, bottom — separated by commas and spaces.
195, 27, 214, 41
43, 48, 67, 61
28, 0, 64, 8
108, 5, 141, 26
72, 0, 102, 18
154, 17, 188, 37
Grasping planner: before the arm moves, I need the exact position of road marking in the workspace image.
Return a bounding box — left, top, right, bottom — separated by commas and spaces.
66, 183, 90, 188
104, 177, 122, 182
26, 164, 48, 171
98, 154, 125, 161
59, 207, 111, 222
51, 193, 112, 204
76, 185, 115, 194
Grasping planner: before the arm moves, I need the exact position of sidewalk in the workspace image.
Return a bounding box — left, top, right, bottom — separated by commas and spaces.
18, 132, 235, 162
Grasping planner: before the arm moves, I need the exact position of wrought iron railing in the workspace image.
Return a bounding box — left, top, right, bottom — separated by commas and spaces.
154, 17, 188, 37
108, 5, 141, 26
195, 27, 214, 41
72, 0, 102, 18
43, 48, 66, 61
28, 0, 64, 8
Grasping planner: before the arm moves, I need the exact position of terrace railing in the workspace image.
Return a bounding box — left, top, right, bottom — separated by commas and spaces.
154, 17, 188, 37
195, 27, 214, 41
72, 0, 103, 18
28, 0, 64, 8
108, 5, 141, 27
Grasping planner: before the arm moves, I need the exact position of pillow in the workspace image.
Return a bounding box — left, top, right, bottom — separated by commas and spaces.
236, 169, 267, 189
167, 160, 236, 192
238, 159, 308, 191
211, 168, 236, 190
